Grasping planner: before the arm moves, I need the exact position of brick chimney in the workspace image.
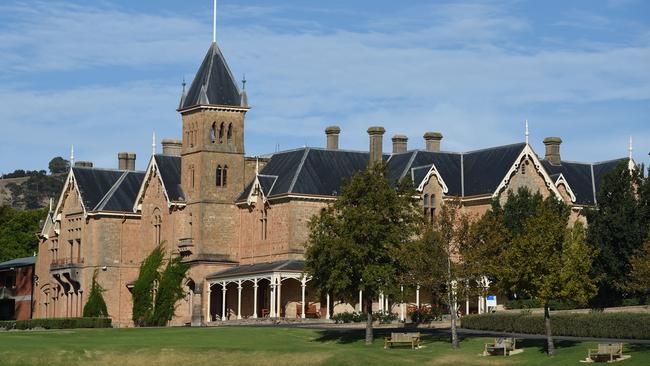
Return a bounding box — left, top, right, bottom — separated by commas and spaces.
367, 126, 385, 167
127, 153, 136, 171
118, 152, 136, 171
543, 137, 562, 165
392, 134, 408, 153
161, 139, 182, 156
325, 126, 341, 150
424, 132, 443, 152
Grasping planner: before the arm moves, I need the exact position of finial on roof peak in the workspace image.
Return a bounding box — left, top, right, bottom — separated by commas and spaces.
629, 136, 633, 160
212, 0, 217, 43
152, 131, 157, 156
525, 119, 529, 144
70, 145, 75, 166
242, 74, 247, 90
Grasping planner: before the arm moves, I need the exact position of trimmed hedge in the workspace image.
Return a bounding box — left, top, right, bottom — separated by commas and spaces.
0, 317, 112, 330
505, 299, 578, 310
461, 312, 650, 340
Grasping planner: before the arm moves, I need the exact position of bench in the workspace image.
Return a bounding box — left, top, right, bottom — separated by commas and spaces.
484, 337, 517, 356
384, 332, 421, 349
296, 303, 320, 318
588, 343, 624, 363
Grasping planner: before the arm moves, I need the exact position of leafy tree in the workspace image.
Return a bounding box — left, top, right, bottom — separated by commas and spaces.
495, 196, 597, 357
150, 256, 188, 326
131, 244, 188, 326
305, 164, 419, 344
48, 157, 69, 175
0, 206, 47, 263
585, 162, 647, 305
132, 245, 164, 326
5, 173, 65, 209
83, 269, 109, 318
625, 236, 650, 298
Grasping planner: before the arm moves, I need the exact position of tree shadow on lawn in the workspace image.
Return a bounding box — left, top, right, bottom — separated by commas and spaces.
516, 339, 580, 355
311, 329, 465, 345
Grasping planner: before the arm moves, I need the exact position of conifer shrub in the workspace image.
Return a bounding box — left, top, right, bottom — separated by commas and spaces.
132, 245, 164, 326
461, 312, 650, 339
83, 269, 108, 318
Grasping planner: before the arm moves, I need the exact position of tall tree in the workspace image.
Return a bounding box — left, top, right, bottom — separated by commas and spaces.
305, 164, 419, 344
625, 236, 650, 299
132, 245, 164, 326
150, 255, 188, 326
495, 197, 597, 356
48, 156, 69, 175
585, 162, 646, 305
0, 206, 47, 263
83, 269, 109, 318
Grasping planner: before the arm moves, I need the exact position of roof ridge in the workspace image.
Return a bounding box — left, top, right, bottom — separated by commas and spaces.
400, 151, 418, 180
93, 171, 130, 211
288, 148, 310, 193
463, 142, 526, 154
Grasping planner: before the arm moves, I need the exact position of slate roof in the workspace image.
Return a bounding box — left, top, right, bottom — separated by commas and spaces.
72, 167, 144, 212
206, 260, 305, 279
0, 256, 36, 271
462, 143, 526, 196
154, 155, 184, 202
180, 42, 244, 109
541, 158, 627, 205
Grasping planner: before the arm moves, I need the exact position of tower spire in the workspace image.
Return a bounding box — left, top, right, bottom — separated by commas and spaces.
152, 131, 156, 155
212, 0, 217, 43
525, 119, 529, 144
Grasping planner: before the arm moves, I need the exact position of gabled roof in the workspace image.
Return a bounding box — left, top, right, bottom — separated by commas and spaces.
180, 42, 244, 110
386, 150, 462, 195
541, 158, 627, 206
0, 256, 36, 271
72, 167, 145, 212
463, 143, 527, 197
133, 154, 185, 211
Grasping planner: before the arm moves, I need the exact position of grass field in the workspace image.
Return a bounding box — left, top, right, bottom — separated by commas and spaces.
0, 327, 649, 366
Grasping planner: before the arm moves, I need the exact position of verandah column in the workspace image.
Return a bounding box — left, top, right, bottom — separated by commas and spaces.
253, 278, 258, 319
270, 278, 276, 317
276, 276, 282, 318
206, 285, 211, 323
416, 285, 420, 308
400, 285, 405, 322
300, 277, 306, 319
326, 293, 330, 320
358, 290, 363, 312
221, 281, 227, 321
237, 280, 242, 320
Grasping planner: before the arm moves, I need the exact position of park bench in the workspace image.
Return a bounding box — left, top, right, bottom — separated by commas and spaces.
296, 303, 320, 318
384, 332, 421, 349
484, 337, 517, 356
587, 343, 624, 363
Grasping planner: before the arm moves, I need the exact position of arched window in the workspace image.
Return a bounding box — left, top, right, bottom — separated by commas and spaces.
211, 122, 217, 143
153, 209, 162, 246
216, 165, 222, 187
227, 123, 233, 144
222, 165, 228, 186
219, 122, 225, 143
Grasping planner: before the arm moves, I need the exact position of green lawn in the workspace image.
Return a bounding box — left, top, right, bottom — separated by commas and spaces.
0, 327, 648, 366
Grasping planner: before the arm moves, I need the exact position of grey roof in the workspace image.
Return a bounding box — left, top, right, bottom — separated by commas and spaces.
206, 260, 305, 279
154, 155, 184, 202
180, 42, 244, 110
542, 158, 627, 205
462, 143, 526, 196
0, 256, 36, 271
72, 167, 145, 212
387, 151, 462, 195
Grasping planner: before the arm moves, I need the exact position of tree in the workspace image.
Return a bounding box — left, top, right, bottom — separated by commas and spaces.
131, 244, 188, 326
48, 157, 69, 175
305, 164, 419, 344
83, 269, 109, 318
495, 196, 597, 356
625, 236, 650, 298
585, 162, 647, 306
0, 206, 47, 263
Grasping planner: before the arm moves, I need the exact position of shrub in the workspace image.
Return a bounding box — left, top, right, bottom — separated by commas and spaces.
505, 299, 579, 310
83, 269, 108, 318
132, 245, 164, 326
461, 312, 650, 339
0, 317, 111, 330
331, 312, 358, 324
409, 307, 443, 323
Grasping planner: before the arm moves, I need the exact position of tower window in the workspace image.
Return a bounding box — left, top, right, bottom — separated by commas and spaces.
222, 165, 228, 186
227, 123, 233, 144
211, 122, 217, 144
219, 122, 225, 144
216, 165, 222, 187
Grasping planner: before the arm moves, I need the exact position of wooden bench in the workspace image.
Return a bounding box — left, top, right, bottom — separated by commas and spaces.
384, 332, 421, 349
484, 337, 517, 356
588, 343, 624, 363
296, 303, 320, 318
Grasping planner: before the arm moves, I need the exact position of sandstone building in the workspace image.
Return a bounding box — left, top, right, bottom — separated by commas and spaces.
33, 21, 630, 327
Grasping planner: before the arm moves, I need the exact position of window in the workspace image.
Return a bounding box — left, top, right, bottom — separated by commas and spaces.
190, 165, 195, 188
260, 208, 268, 240
227, 123, 233, 144
219, 122, 225, 143
153, 210, 162, 246
222, 165, 228, 186
211, 122, 217, 143
423, 193, 436, 223
216, 166, 223, 187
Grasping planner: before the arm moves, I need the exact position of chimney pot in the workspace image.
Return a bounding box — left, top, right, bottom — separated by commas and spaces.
127, 153, 136, 171
391, 134, 408, 153
423, 132, 443, 152
118, 152, 129, 170
161, 139, 182, 156
543, 137, 562, 165
325, 125, 341, 150
367, 126, 385, 167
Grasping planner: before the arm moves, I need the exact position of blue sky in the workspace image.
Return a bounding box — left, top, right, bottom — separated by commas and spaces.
0, 0, 648, 173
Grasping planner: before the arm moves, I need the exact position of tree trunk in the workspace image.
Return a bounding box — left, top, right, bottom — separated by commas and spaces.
544, 304, 555, 357
365, 297, 374, 344
447, 253, 459, 349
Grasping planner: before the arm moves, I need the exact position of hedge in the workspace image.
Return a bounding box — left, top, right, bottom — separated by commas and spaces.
0, 317, 112, 330
505, 299, 578, 310
461, 312, 650, 340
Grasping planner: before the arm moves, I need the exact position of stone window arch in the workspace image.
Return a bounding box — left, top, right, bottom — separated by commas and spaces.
219, 122, 225, 143
153, 208, 162, 246
216, 165, 223, 187
211, 122, 217, 144
222, 165, 228, 187
227, 123, 233, 144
